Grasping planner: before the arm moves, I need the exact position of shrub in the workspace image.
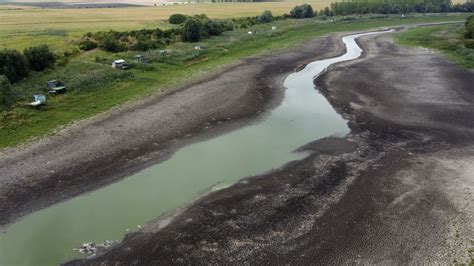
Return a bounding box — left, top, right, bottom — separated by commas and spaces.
78, 39, 98, 51
0, 75, 17, 111
132, 39, 164, 51
0, 49, 29, 82
465, 40, 474, 49
182, 18, 202, 42
258, 10, 273, 24
466, 15, 474, 39
218, 19, 235, 31
23, 45, 56, 71
204, 20, 224, 36
169, 14, 188, 25
154, 28, 164, 38
100, 36, 126, 52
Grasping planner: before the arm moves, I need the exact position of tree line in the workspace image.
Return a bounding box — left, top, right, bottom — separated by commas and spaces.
330, 0, 474, 15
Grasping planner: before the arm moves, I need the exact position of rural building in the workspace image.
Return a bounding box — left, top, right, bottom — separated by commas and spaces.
112, 59, 125, 68
28, 94, 46, 107
134, 55, 145, 63
47, 80, 66, 94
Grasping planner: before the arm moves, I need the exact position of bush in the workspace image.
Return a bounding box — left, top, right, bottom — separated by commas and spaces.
0, 49, 29, 82
100, 36, 126, 52
0, 75, 17, 111
465, 40, 474, 49
258, 10, 274, 24
182, 18, 202, 42
204, 20, 224, 36
132, 39, 164, 51
23, 45, 56, 72
169, 14, 188, 25
218, 19, 235, 31
78, 39, 98, 51
466, 15, 474, 39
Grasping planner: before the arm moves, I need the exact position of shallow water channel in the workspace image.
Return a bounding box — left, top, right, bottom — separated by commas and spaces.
0, 31, 387, 265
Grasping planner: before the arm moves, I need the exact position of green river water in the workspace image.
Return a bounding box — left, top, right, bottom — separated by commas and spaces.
0, 31, 387, 265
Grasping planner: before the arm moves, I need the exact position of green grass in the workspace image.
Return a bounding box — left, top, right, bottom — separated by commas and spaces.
0, 14, 471, 148
396, 23, 474, 68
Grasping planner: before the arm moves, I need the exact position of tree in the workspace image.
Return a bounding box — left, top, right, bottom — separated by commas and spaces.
204, 20, 224, 36
0, 75, 17, 111
323, 7, 333, 17
258, 10, 273, 24
290, 5, 305, 19
301, 4, 315, 18
0, 49, 29, 83
182, 18, 202, 42
168, 14, 188, 25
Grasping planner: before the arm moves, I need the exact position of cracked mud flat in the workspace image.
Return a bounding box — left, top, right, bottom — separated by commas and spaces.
66, 31, 474, 265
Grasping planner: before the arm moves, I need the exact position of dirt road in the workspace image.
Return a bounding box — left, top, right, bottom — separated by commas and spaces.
68, 30, 474, 264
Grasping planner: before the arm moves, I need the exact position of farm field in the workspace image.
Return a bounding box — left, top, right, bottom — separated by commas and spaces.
0, 3, 332, 50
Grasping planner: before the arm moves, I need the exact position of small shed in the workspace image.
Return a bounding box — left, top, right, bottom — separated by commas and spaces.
27, 94, 46, 107
47, 80, 66, 94
112, 59, 125, 68
134, 55, 145, 63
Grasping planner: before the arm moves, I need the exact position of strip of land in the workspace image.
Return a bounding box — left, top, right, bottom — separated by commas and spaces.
68, 28, 474, 264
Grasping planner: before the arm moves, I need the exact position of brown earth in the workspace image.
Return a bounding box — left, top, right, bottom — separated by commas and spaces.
67, 30, 474, 264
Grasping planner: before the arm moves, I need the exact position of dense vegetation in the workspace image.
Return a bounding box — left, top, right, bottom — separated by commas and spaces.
331, 0, 474, 15
0, 75, 17, 111
0, 44, 56, 89
466, 15, 474, 39
24, 45, 56, 71
79, 15, 237, 51
290, 4, 315, 19
0, 49, 29, 83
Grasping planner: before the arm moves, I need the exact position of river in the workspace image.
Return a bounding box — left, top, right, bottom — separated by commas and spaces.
0, 30, 388, 265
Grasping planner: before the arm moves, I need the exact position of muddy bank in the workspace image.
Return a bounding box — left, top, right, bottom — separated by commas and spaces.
70, 31, 474, 264
0, 35, 345, 227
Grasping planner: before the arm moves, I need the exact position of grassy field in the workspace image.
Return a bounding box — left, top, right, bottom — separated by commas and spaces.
0, 3, 332, 51
396, 23, 474, 68
0, 13, 470, 148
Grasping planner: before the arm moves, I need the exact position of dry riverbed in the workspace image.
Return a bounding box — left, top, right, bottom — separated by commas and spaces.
69, 30, 473, 264
1, 26, 473, 264
0, 34, 345, 227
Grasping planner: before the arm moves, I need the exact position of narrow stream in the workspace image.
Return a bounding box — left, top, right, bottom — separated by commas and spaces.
0, 31, 388, 265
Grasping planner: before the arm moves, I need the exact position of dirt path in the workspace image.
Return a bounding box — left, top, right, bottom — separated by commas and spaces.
0, 34, 345, 227
68, 30, 474, 264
